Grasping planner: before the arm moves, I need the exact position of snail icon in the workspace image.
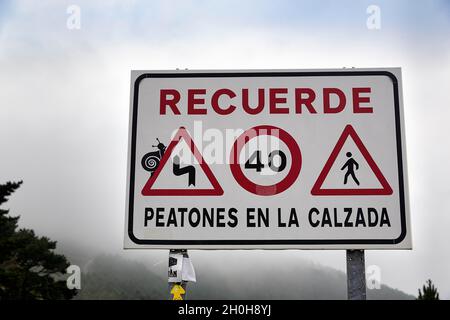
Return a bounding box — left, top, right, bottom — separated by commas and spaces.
141, 138, 166, 176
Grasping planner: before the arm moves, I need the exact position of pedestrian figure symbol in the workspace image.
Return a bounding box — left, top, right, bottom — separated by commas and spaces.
341, 152, 360, 185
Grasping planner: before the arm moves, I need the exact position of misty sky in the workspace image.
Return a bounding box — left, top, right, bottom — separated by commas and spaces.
0, 0, 449, 298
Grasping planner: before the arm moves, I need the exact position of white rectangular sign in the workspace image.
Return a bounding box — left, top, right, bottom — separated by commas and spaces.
124, 69, 411, 249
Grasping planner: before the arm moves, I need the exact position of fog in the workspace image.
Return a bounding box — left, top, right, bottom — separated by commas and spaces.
0, 0, 449, 298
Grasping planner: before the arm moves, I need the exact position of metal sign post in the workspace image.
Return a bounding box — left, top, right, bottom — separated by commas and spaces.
346, 249, 367, 300
168, 249, 194, 300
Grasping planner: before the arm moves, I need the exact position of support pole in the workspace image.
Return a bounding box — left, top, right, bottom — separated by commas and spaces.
346, 249, 367, 300
168, 249, 188, 300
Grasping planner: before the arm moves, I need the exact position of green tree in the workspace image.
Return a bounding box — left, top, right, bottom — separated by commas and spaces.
0, 181, 76, 300
417, 279, 439, 300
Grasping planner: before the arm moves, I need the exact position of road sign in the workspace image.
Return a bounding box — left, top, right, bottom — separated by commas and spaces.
141, 127, 223, 196
124, 69, 411, 249
311, 124, 393, 196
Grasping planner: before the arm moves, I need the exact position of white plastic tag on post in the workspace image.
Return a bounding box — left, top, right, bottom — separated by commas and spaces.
168, 252, 183, 283
181, 256, 196, 283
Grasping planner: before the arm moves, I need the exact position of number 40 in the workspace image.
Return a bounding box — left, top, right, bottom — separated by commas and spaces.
244, 150, 287, 173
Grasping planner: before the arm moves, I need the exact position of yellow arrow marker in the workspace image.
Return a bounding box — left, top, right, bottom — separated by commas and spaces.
171, 284, 185, 300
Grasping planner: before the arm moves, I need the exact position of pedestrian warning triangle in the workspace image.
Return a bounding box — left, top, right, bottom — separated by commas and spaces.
311, 125, 393, 196
141, 127, 224, 196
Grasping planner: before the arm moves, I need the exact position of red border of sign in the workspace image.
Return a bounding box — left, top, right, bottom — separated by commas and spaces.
229, 125, 302, 196
141, 127, 224, 196
311, 124, 393, 196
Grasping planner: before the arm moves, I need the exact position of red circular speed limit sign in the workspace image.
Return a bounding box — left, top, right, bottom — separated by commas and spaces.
229, 125, 302, 196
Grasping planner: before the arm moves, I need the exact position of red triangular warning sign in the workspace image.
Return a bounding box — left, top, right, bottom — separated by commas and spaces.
141, 127, 224, 196
311, 125, 393, 196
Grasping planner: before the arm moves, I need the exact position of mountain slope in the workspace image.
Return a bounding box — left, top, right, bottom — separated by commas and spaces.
73, 254, 414, 300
